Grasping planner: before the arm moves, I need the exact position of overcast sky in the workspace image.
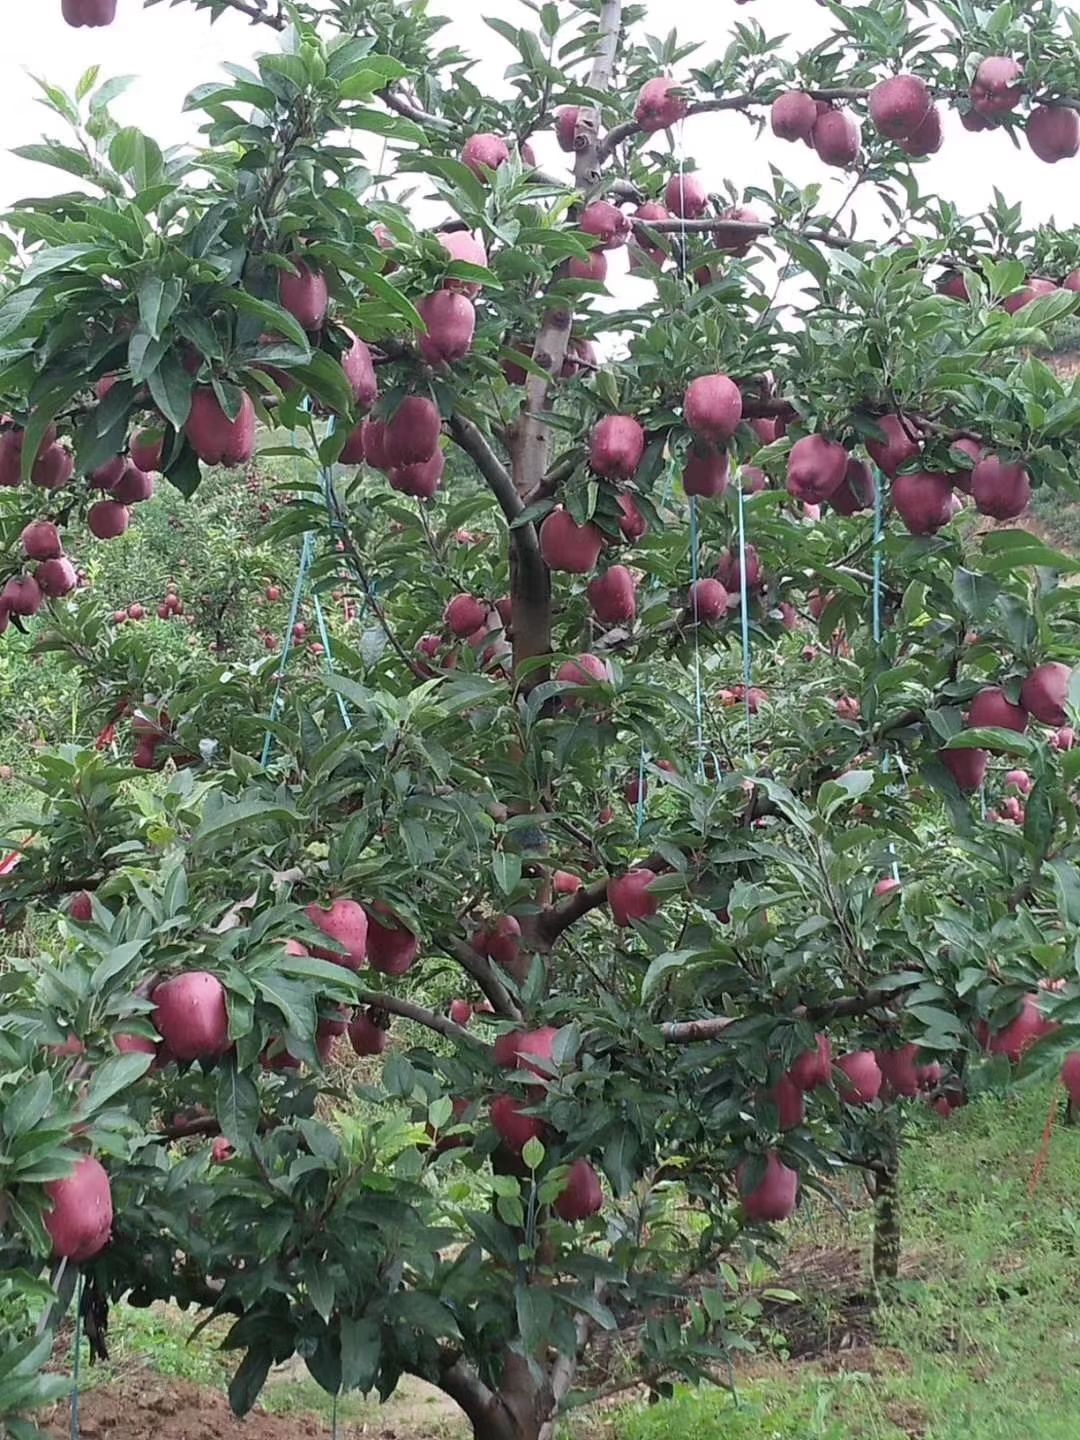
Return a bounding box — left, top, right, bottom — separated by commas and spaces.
1, 2, 1074, 238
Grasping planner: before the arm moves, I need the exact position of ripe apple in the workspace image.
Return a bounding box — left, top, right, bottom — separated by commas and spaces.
554, 1158, 603, 1221
185, 387, 256, 466
588, 565, 637, 624
279, 260, 329, 331
811, 108, 861, 167
152, 972, 231, 1062
539, 508, 605, 573
786, 435, 847, 503
683, 445, 730, 499
608, 869, 660, 926
490, 1094, 545, 1153
771, 91, 818, 143
461, 133, 510, 179
738, 1151, 798, 1222
869, 74, 932, 140
580, 201, 631, 249
365, 904, 419, 976
305, 898, 368, 970
1020, 662, 1071, 727
836, 1051, 882, 1104
635, 77, 689, 133
876, 1043, 919, 1097
45, 1156, 113, 1261
684, 374, 742, 444
349, 1008, 389, 1057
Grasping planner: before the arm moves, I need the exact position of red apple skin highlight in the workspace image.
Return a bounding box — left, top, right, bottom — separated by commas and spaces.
305, 899, 369, 970
152, 972, 231, 1062
45, 1155, 113, 1262
1020, 662, 1071, 727
739, 1151, 799, 1222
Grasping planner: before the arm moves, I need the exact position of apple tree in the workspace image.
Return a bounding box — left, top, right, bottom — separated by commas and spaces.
5, 1, 1080, 1437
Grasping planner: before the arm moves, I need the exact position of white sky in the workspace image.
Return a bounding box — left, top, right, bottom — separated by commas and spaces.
0, 2, 1073, 238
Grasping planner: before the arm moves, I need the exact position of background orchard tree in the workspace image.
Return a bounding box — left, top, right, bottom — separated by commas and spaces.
5, 1, 1080, 1438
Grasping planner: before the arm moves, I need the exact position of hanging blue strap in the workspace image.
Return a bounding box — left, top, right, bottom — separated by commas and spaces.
312, 580, 351, 732
260, 531, 313, 768
736, 479, 753, 744
872, 469, 884, 648
70, 1272, 83, 1440
689, 496, 706, 779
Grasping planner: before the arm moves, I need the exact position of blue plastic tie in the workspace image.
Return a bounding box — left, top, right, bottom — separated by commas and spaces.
736, 478, 753, 743
689, 495, 706, 779
260, 530, 313, 768
872, 468, 885, 648
70, 1273, 83, 1440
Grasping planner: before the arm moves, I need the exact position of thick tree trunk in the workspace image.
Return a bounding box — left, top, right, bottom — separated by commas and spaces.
871, 1134, 901, 1283
439, 1352, 550, 1440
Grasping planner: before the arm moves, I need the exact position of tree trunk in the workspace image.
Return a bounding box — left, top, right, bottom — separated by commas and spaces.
871, 1134, 901, 1283
438, 1352, 550, 1440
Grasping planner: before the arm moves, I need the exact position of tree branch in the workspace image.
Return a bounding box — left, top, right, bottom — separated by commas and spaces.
661, 987, 910, 1045
642, 216, 854, 251
446, 936, 522, 1021
357, 989, 484, 1048
211, 0, 285, 27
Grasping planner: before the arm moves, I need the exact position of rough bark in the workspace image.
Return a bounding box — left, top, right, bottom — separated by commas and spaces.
871, 1134, 901, 1283
507, 0, 624, 677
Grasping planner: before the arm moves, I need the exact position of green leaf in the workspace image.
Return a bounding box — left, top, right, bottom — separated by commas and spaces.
82, 1052, 152, 1114
492, 851, 521, 895
340, 1317, 381, 1393
147, 349, 194, 431
215, 1061, 261, 1146
2, 1074, 52, 1139
228, 1348, 273, 1418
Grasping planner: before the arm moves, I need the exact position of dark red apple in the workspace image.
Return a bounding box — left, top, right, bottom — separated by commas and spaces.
37, 558, 78, 597
580, 201, 631, 249
152, 972, 231, 1062
305, 898, 368, 970
771, 91, 818, 143
664, 173, 708, 220
971, 56, 1023, 119
385, 396, 441, 467
349, 1008, 389, 1057
1021, 662, 1071, 727
554, 1158, 603, 1221
417, 291, 475, 365
635, 77, 689, 133
608, 869, 660, 926
684, 374, 742, 444
587, 565, 637, 624
540, 508, 605, 573
941, 745, 988, 792
683, 445, 730, 498
45, 1155, 113, 1261
892, 471, 953, 535
836, 1051, 882, 1105
279, 260, 329, 331
688, 577, 727, 623
967, 686, 1026, 733
869, 74, 932, 140
866, 414, 921, 476
365, 904, 419, 976
811, 108, 860, 166
62, 0, 117, 25
971, 456, 1030, 520
739, 1151, 798, 1222
461, 133, 510, 179
787, 434, 847, 503
185, 387, 256, 466
876, 1042, 919, 1097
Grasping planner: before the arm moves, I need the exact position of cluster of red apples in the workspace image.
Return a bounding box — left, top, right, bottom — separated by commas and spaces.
942, 666, 1074, 793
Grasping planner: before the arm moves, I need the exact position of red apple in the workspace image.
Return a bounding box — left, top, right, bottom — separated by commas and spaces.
152, 972, 231, 1062
608, 869, 660, 926
738, 1151, 798, 1222
45, 1155, 113, 1261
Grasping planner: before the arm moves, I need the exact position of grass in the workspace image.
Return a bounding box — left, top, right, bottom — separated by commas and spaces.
66, 1086, 1080, 1439
607, 1083, 1080, 1440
